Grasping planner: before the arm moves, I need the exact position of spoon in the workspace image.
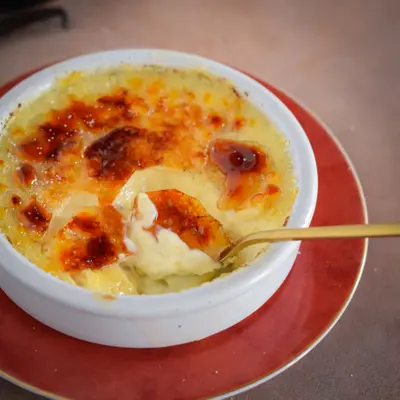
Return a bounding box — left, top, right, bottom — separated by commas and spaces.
219, 223, 400, 264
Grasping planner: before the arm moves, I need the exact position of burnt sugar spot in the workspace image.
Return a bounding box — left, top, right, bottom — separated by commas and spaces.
232, 116, 246, 131
11, 194, 22, 206
16, 163, 36, 186
18, 90, 137, 163
58, 205, 128, 271
19, 198, 51, 233
69, 213, 102, 235
84, 126, 177, 181
85, 126, 141, 181
61, 233, 115, 272
266, 184, 280, 195
86, 234, 115, 265
146, 189, 229, 259
208, 113, 225, 130
97, 91, 135, 121
19, 122, 78, 162
209, 139, 270, 209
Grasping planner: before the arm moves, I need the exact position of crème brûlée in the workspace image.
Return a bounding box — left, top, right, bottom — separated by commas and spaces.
0, 66, 297, 295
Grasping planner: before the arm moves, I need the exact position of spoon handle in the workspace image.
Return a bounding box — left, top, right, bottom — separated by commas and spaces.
245, 223, 400, 242
221, 223, 400, 262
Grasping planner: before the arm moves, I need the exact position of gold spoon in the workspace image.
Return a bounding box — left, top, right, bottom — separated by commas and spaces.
219, 223, 400, 264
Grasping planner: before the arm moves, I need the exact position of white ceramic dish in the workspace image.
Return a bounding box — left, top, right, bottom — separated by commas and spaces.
0, 49, 318, 348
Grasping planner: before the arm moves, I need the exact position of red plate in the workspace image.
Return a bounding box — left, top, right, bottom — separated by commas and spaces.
0, 68, 367, 400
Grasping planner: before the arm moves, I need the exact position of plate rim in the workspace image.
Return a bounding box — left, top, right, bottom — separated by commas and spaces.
0, 71, 368, 400
0, 49, 319, 319
213, 81, 369, 399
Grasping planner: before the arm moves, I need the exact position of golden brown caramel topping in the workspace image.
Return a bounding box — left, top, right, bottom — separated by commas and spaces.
58, 205, 127, 271
16, 163, 36, 186
19, 122, 78, 162
62, 232, 115, 272
19, 198, 51, 233
146, 189, 229, 259
209, 139, 269, 209
0, 68, 296, 296
84, 126, 177, 181
17, 91, 138, 163
85, 126, 141, 181
98, 91, 131, 110
10, 87, 228, 217
9, 85, 266, 255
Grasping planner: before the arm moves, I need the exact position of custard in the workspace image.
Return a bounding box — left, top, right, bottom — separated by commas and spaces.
0, 66, 296, 294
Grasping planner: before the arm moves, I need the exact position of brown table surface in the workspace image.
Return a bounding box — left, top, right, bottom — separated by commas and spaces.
0, 0, 399, 399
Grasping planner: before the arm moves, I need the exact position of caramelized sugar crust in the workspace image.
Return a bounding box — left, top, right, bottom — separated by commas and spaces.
3, 81, 280, 271
56, 205, 127, 272
209, 139, 271, 209
145, 189, 230, 260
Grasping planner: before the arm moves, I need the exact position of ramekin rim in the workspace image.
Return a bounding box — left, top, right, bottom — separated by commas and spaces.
0, 49, 318, 317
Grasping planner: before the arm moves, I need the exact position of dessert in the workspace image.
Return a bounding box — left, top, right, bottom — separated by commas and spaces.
0, 66, 296, 294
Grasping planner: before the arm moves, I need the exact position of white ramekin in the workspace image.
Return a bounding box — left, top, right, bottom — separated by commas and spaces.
0, 50, 318, 348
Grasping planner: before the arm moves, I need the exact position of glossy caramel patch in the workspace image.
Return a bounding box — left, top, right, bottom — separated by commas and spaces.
16, 163, 36, 186
57, 205, 128, 271
209, 139, 270, 209
19, 198, 51, 233
146, 189, 230, 259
